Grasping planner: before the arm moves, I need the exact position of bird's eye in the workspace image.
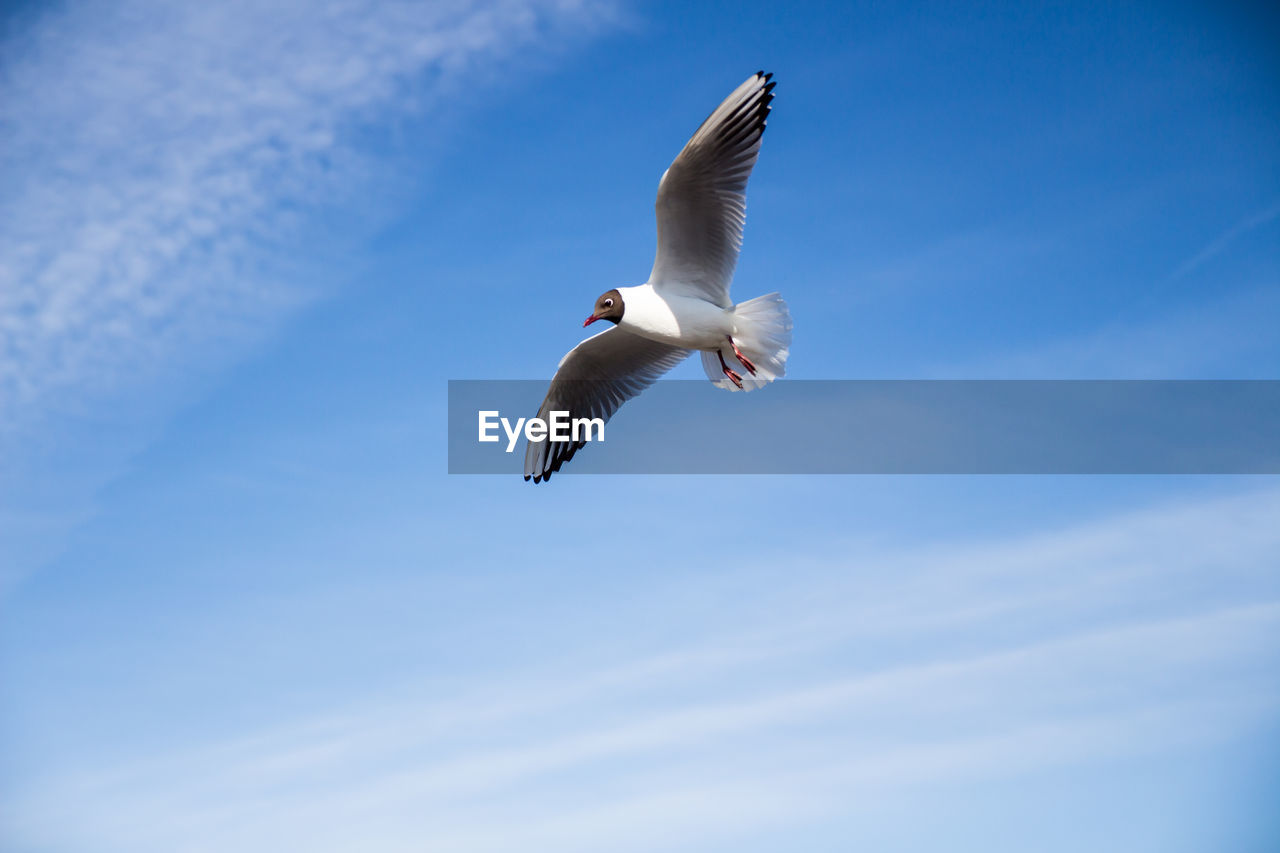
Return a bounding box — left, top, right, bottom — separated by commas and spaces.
604, 299, 613, 307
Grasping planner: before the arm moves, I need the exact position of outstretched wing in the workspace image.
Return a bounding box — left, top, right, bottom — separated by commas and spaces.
648, 71, 776, 308
524, 328, 690, 483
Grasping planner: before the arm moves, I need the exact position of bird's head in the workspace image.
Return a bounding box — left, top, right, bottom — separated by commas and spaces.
583, 288, 625, 327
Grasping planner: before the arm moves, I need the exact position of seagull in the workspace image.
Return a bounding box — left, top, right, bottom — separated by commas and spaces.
524, 71, 792, 483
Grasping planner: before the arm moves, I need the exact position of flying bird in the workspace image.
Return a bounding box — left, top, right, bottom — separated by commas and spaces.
524, 71, 792, 483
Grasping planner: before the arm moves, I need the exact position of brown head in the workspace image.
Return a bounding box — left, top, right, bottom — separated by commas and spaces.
583, 289, 625, 327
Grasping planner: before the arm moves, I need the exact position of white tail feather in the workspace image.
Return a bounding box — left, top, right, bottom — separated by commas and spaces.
701, 292, 792, 391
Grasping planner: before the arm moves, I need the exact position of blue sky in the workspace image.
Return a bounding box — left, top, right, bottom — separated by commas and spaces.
2, 0, 1278, 850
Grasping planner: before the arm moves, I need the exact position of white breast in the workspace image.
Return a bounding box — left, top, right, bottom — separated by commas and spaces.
616, 284, 733, 350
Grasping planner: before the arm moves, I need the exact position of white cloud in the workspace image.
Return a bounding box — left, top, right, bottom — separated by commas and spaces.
7, 486, 1278, 851
0, 0, 613, 444
1171, 198, 1280, 280
0, 0, 618, 593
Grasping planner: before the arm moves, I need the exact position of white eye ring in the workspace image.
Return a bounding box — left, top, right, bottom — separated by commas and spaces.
604, 299, 613, 307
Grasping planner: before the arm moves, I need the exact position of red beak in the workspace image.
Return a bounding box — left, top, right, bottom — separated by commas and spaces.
583, 315, 599, 327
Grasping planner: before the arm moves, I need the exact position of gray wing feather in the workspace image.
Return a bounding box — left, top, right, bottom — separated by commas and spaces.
648, 72, 775, 307
524, 328, 690, 483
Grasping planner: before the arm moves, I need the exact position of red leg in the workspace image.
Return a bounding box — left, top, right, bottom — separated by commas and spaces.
717, 349, 744, 389
727, 336, 757, 375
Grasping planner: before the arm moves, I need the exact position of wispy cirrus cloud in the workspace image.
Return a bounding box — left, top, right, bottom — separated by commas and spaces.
1171, 198, 1280, 280
0, 0, 619, 592
0, 0, 613, 445
7, 486, 1278, 851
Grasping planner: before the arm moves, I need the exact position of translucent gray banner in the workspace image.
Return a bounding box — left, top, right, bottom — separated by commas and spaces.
448, 380, 1280, 476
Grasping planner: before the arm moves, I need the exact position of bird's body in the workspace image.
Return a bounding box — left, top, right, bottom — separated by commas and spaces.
524, 71, 792, 482
613, 285, 734, 351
